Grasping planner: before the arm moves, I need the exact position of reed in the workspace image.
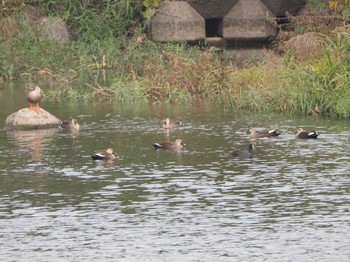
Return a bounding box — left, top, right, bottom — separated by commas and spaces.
267, 32, 350, 117
35, 0, 142, 42
3, 1, 350, 118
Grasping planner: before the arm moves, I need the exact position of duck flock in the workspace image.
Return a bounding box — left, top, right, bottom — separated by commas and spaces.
27, 86, 320, 161
59, 116, 319, 161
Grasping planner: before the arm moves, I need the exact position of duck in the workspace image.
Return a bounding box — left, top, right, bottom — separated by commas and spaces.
27, 86, 41, 111
231, 144, 254, 158
163, 118, 182, 129
60, 118, 80, 131
294, 128, 319, 139
249, 127, 280, 138
153, 139, 185, 150
91, 148, 116, 160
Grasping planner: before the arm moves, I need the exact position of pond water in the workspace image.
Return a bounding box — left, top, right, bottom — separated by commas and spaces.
0, 84, 349, 261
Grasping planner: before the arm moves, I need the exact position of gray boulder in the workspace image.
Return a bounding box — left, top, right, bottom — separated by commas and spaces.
35, 17, 70, 44
5, 108, 61, 130
20, 6, 70, 43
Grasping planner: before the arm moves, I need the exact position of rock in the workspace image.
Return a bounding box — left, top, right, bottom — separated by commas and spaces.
35, 17, 70, 44
20, 6, 70, 44
5, 108, 61, 130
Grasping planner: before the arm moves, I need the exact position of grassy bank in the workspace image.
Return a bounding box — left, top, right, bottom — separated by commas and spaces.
1, 1, 350, 117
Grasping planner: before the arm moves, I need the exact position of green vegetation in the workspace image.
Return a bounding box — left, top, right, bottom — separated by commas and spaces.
143, 0, 162, 19
1, 1, 350, 117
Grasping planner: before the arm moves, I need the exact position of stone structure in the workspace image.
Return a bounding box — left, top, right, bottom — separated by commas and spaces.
5, 108, 61, 130
21, 6, 71, 44
150, 1, 205, 42
150, 0, 306, 43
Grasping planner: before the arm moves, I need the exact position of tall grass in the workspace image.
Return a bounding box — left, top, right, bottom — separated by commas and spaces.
263, 31, 350, 118
2, 1, 350, 117
33, 0, 142, 42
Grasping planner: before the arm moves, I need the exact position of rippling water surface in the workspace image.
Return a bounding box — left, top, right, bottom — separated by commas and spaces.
0, 85, 349, 261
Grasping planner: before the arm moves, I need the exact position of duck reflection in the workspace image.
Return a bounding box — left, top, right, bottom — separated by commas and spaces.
162, 118, 182, 139
6, 128, 59, 161
163, 128, 171, 139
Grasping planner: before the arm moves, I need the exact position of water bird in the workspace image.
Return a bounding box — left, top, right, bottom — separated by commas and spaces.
231, 144, 254, 158
163, 118, 182, 129
27, 86, 41, 111
60, 118, 80, 131
153, 139, 185, 150
249, 127, 280, 138
294, 128, 319, 139
91, 148, 116, 160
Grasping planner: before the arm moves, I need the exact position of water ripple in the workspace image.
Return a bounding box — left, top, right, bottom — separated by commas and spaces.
1, 109, 350, 261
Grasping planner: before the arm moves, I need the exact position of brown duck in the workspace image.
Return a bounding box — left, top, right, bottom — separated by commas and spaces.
27, 86, 41, 111
249, 127, 280, 138
295, 128, 319, 139
91, 148, 116, 160
61, 118, 80, 131
153, 139, 185, 150
163, 118, 182, 129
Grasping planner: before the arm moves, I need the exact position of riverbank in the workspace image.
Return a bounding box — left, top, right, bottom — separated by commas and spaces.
1, 1, 350, 117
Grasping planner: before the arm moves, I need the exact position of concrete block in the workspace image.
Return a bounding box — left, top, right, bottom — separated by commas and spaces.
150, 1, 205, 42
186, 0, 239, 19
261, 0, 306, 16
223, 0, 277, 39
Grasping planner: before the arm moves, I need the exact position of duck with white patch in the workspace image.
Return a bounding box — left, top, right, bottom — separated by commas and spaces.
153, 139, 185, 150
249, 127, 280, 138
91, 148, 116, 160
294, 128, 319, 139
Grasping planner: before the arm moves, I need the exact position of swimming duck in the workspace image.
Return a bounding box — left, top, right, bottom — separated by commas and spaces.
249, 127, 280, 138
232, 144, 254, 158
61, 118, 80, 131
153, 139, 185, 150
163, 118, 182, 129
91, 148, 116, 160
27, 86, 41, 111
295, 128, 319, 139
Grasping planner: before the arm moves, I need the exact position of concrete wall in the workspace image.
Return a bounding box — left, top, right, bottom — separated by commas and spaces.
150, 0, 306, 42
